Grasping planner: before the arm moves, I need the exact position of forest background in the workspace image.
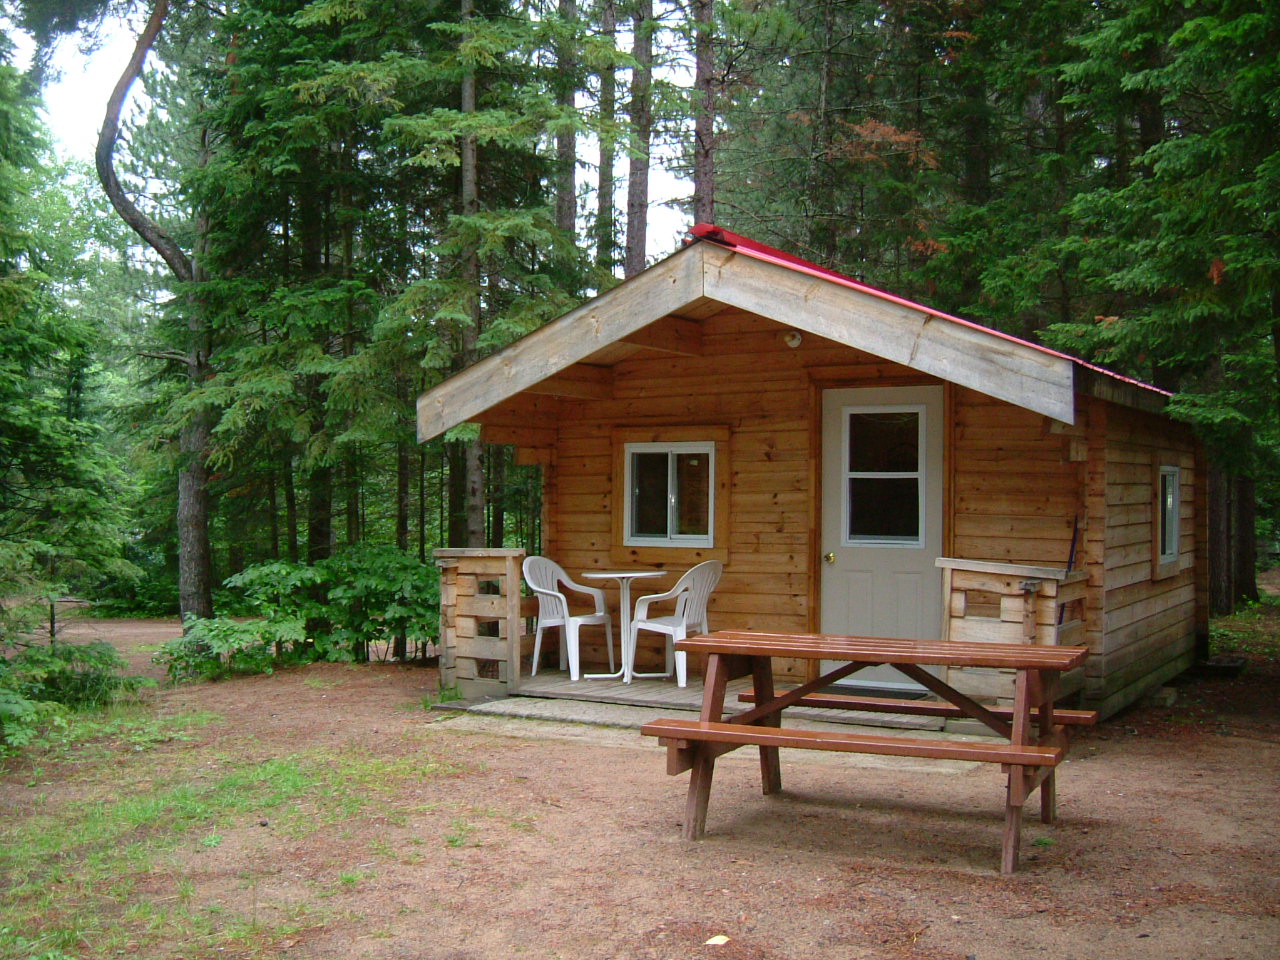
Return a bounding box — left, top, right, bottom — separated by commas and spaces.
1, 0, 1277, 672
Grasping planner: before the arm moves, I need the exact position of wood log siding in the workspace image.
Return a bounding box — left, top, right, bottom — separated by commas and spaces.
1092, 404, 1199, 714
478, 307, 1198, 712
950, 389, 1083, 570
549, 310, 848, 678
538, 312, 1078, 679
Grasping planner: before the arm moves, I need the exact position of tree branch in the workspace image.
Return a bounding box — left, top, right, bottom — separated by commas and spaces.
138, 350, 191, 365
95, 0, 194, 283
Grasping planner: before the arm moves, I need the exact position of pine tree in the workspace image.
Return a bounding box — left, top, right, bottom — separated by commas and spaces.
0, 41, 132, 636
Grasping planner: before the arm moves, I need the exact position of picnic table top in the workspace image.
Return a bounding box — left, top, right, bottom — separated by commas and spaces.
676, 630, 1090, 671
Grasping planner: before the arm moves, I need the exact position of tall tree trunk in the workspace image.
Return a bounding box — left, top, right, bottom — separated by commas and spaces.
307, 460, 333, 564
459, 0, 487, 547
625, 0, 653, 277
1208, 462, 1259, 617
464, 440, 486, 546
396, 440, 412, 553
418, 445, 428, 563
296, 147, 332, 563
594, 0, 617, 270
488, 446, 506, 548
394, 438, 412, 661
1233, 476, 1259, 606
284, 452, 299, 563
96, 0, 214, 622
267, 470, 280, 560
177, 408, 214, 619
691, 0, 715, 224
446, 441, 468, 548
344, 453, 360, 545
555, 0, 578, 235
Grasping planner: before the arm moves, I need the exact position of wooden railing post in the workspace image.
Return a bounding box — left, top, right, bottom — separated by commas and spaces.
935, 558, 1089, 723
433, 548, 527, 699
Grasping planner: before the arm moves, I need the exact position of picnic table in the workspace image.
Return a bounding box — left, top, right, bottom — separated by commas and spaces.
640, 630, 1097, 873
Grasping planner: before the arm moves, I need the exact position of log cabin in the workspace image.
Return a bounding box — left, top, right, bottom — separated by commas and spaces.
418, 225, 1206, 721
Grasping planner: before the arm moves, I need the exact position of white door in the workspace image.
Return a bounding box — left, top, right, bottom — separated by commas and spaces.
820, 385, 944, 691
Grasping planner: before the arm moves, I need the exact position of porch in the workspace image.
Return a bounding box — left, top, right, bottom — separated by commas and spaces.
502, 670, 943, 731
433, 548, 1087, 729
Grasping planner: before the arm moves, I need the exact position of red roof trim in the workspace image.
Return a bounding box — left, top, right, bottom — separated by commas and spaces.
688, 223, 1170, 400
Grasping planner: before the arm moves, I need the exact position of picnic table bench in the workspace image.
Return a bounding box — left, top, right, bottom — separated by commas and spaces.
640, 630, 1096, 873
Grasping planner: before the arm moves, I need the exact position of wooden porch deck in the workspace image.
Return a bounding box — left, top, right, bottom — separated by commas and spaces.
513, 671, 943, 731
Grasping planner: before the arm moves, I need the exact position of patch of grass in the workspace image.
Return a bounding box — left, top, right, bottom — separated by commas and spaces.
27, 704, 222, 762
337, 869, 371, 888
1210, 595, 1280, 661
0, 741, 464, 958
444, 817, 474, 848
303, 675, 343, 690
422, 682, 462, 707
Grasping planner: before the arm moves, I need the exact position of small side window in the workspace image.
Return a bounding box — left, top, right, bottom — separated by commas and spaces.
611, 426, 729, 564
1155, 464, 1181, 574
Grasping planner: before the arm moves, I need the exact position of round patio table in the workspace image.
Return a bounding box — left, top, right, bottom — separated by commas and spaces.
579, 569, 667, 682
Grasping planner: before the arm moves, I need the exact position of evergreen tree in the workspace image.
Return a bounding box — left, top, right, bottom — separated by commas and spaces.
0, 39, 132, 637
1045, 0, 1280, 608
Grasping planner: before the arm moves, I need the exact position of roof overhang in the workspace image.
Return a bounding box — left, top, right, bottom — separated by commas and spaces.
418, 236, 1166, 442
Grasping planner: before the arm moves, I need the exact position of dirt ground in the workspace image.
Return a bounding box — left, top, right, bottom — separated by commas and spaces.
5, 613, 1279, 960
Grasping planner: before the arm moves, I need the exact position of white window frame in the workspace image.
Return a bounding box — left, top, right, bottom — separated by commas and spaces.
842, 403, 927, 548
1157, 465, 1181, 566
623, 441, 716, 548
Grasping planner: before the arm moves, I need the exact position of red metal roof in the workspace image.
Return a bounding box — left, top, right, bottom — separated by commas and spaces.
688, 223, 1170, 400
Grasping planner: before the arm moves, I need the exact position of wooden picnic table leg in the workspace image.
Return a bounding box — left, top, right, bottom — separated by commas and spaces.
1002, 668, 1033, 874
1038, 670, 1059, 824
751, 656, 782, 795
1002, 786, 1025, 875
683, 652, 732, 839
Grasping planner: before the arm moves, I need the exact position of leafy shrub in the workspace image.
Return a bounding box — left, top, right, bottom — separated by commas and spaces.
154, 615, 307, 682
11, 640, 139, 706
0, 687, 61, 752
311, 545, 440, 661
0, 640, 145, 754
154, 545, 440, 681
90, 570, 180, 618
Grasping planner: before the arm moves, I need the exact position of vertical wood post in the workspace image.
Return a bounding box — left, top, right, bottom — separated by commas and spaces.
936, 558, 1088, 719
433, 548, 527, 699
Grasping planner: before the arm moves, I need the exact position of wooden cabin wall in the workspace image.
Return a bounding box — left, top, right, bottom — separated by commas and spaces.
484, 308, 1199, 709
532, 308, 942, 679
950, 388, 1084, 570
1089, 398, 1199, 716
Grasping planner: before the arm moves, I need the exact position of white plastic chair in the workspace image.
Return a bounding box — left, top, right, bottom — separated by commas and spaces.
523, 556, 615, 682
628, 560, 723, 687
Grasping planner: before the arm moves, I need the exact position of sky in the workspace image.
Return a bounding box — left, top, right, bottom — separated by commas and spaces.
15, 17, 691, 263
11, 17, 139, 162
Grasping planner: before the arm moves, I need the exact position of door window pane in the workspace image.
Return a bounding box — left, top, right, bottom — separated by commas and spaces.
848, 478, 919, 540
848, 412, 918, 472
843, 405, 924, 546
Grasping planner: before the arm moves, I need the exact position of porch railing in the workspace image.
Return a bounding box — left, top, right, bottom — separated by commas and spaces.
434, 548, 533, 699
935, 557, 1089, 714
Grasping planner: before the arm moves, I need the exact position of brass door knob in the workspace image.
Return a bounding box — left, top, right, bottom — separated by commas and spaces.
823, 552, 836, 564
